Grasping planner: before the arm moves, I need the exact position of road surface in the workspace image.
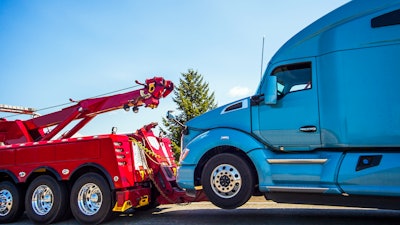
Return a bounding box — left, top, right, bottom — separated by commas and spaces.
13, 197, 400, 225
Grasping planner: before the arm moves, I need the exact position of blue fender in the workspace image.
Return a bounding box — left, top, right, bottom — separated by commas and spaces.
183, 128, 265, 164
177, 128, 266, 190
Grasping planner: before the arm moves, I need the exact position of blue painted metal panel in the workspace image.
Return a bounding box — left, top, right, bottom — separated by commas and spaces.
181, 128, 265, 166
260, 0, 400, 148
185, 98, 252, 133
253, 58, 321, 151
318, 44, 400, 147
176, 164, 196, 190
338, 152, 400, 196
248, 150, 343, 193
269, 0, 400, 65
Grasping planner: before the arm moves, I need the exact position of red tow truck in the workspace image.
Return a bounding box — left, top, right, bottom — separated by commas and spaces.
0, 77, 205, 225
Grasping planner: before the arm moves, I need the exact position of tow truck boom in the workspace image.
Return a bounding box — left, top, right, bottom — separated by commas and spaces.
0, 77, 173, 144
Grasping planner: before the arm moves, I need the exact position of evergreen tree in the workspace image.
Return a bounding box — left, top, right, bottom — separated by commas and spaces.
162, 69, 217, 157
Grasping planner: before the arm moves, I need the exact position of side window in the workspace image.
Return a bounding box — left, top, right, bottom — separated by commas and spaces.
371, 9, 400, 28
271, 62, 312, 99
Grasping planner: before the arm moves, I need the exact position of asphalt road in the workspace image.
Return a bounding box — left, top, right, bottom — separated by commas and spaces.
13, 197, 400, 225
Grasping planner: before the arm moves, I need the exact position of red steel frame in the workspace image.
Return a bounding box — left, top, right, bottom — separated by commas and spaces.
0, 76, 205, 218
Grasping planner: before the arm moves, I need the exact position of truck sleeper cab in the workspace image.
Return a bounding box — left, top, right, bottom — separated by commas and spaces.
177, 0, 400, 209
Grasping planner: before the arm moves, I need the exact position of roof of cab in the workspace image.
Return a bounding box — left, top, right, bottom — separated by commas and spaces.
269, 0, 400, 65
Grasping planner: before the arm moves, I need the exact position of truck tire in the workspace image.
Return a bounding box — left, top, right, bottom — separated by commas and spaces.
201, 153, 254, 209
0, 181, 24, 223
25, 175, 68, 224
70, 172, 113, 225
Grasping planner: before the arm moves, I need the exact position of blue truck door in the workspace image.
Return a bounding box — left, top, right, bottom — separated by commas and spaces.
254, 60, 321, 151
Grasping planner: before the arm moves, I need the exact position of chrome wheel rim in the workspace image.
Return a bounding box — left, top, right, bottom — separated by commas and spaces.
210, 164, 242, 198
0, 189, 12, 216
77, 183, 102, 216
31, 185, 54, 215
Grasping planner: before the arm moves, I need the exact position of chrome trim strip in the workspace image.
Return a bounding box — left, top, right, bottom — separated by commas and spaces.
267, 159, 327, 164
267, 186, 329, 193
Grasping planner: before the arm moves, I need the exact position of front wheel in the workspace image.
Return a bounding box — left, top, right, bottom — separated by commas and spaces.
70, 173, 113, 225
201, 153, 255, 209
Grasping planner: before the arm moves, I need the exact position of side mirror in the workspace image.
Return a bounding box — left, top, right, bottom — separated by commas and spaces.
166, 110, 176, 120
166, 110, 185, 128
265, 76, 277, 105
111, 127, 117, 134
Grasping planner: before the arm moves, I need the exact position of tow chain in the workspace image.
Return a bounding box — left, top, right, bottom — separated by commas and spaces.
130, 138, 190, 206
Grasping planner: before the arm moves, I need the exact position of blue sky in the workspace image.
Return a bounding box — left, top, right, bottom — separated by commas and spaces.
0, 0, 349, 136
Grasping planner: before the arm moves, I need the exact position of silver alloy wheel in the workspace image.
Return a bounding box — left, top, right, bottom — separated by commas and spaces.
210, 163, 242, 198
77, 183, 103, 216
31, 185, 54, 216
0, 189, 12, 216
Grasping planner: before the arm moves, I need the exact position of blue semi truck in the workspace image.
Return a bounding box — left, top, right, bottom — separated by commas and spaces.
176, 0, 400, 209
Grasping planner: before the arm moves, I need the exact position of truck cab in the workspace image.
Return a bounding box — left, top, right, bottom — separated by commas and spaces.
177, 0, 400, 209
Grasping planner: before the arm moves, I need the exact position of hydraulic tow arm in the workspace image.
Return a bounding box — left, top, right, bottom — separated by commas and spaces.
0, 77, 173, 144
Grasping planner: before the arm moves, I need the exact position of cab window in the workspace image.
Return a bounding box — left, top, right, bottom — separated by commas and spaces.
271, 62, 312, 99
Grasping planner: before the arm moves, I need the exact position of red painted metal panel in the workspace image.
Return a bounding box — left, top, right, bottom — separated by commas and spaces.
0, 147, 15, 166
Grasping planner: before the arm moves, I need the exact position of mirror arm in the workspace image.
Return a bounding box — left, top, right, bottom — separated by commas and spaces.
166, 110, 186, 128
251, 94, 265, 105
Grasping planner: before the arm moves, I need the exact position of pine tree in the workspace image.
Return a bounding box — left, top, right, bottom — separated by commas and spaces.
162, 69, 217, 157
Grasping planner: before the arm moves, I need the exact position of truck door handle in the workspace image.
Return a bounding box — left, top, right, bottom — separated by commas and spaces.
299, 126, 317, 133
